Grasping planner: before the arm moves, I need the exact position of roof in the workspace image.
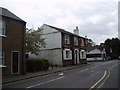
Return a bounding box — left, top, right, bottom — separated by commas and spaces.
44, 24, 86, 39
86, 45, 95, 52
86, 45, 104, 52
0, 7, 25, 22
87, 48, 102, 54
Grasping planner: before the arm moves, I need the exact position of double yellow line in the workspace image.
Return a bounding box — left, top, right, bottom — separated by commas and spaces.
89, 62, 119, 90
88, 70, 107, 90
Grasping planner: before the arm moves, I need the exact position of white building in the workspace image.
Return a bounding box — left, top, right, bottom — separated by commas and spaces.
87, 48, 106, 61
30, 24, 87, 66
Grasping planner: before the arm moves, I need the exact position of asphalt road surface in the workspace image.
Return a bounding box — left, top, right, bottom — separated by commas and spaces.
2, 60, 119, 89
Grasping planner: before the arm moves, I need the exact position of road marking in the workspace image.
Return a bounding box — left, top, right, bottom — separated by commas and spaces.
90, 65, 99, 69
80, 69, 88, 72
3, 72, 58, 86
98, 63, 119, 88
59, 73, 64, 76
3, 64, 89, 86
26, 76, 65, 89
98, 70, 110, 88
88, 70, 107, 90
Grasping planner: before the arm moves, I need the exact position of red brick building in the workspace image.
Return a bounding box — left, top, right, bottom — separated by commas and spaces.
0, 7, 26, 75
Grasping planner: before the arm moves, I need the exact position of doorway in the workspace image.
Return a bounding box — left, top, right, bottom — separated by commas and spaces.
12, 51, 19, 74
74, 50, 79, 64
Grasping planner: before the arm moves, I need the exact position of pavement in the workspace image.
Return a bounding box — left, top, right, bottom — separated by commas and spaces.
2, 62, 94, 85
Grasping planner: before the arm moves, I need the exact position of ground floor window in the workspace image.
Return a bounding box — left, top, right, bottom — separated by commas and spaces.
63, 49, 72, 60
0, 50, 5, 67
80, 50, 86, 59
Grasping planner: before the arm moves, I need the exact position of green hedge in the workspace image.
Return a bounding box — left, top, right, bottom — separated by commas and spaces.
26, 58, 49, 72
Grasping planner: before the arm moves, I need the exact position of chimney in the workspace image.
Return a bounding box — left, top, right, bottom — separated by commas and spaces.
74, 26, 79, 36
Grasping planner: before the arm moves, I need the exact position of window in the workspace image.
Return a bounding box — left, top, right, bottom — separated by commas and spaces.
81, 52, 84, 58
66, 51, 69, 58
0, 50, 5, 67
80, 50, 86, 59
65, 35, 70, 44
79, 38, 84, 46
0, 20, 6, 36
74, 37, 78, 45
63, 49, 72, 60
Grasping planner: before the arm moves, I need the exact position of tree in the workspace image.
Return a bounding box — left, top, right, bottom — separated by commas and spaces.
104, 38, 120, 59
105, 38, 111, 55
26, 28, 46, 55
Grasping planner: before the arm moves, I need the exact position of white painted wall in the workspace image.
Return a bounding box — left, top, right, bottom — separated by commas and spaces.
41, 24, 59, 34
40, 24, 62, 49
41, 32, 61, 49
29, 24, 63, 66
29, 49, 63, 66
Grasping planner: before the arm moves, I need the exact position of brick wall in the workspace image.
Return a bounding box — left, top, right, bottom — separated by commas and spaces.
2, 16, 26, 75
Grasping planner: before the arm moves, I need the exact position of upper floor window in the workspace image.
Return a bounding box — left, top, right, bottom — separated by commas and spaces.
0, 20, 6, 36
65, 35, 70, 44
79, 38, 84, 46
74, 37, 78, 45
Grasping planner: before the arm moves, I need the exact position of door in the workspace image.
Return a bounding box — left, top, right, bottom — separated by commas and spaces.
12, 51, 19, 74
74, 50, 79, 64
75, 52, 78, 64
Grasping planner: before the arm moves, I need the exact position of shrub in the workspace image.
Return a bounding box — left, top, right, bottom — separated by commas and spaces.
26, 58, 49, 72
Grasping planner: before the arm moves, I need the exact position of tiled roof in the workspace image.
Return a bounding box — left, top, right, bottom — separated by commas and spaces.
0, 7, 25, 22
44, 24, 85, 39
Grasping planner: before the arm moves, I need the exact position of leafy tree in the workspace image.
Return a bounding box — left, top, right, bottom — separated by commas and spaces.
105, 38, 111, 55
26, 28, 46, 55
104, 38, 120, 59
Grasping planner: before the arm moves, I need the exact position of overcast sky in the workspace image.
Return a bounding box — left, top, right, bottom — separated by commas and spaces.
0, 0, 118, 45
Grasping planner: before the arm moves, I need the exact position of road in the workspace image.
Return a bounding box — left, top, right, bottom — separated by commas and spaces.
2, 60, 119, 89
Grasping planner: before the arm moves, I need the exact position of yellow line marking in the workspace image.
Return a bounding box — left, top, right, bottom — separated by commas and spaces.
88, 70, 107, 90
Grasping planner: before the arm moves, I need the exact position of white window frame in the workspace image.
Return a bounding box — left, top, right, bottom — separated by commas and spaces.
0, 50, 6, 68
63, 49, 72, 60
65, 35, 70, 44
80, 50, 86, 59
74, 37, 78, 45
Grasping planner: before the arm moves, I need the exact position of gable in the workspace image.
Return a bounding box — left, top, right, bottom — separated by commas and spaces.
0, 7, 25, 22
40, 24, 60, 34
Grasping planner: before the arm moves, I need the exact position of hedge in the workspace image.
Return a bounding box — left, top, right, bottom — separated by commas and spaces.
26, 58, 49, 72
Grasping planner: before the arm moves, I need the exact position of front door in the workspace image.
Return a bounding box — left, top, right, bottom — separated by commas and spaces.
75, 52, 78, 64
12, 51, 19, 74
74, 50, 79, 64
